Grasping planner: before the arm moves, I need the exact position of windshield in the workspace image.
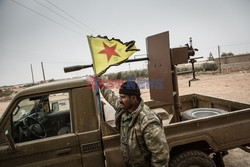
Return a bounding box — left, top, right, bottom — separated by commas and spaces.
12, 93, 70, 122
13, 98, 36, 122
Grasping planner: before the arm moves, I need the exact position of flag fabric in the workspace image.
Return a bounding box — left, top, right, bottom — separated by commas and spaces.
87, 35, 139, 76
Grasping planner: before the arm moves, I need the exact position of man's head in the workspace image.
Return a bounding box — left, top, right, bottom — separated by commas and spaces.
119, 81, 141, 111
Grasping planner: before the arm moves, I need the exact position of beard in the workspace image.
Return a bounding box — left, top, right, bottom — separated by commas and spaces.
120, 101, 133, 110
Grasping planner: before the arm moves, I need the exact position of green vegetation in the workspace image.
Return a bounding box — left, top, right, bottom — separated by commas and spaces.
101, 69, 148, 80
101, 62, 218, 80
208, 52, 215, 61
221, 52, 234, 57
201, 62, 218, 71
23, 83, 35, 88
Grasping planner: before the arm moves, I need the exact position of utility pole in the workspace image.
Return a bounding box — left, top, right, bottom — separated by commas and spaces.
41, 62, 46, 82
218, 45, 221, 73
30, 64, 35, 84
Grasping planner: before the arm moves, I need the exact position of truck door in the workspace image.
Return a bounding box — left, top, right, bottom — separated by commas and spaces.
0, 91, 82, 167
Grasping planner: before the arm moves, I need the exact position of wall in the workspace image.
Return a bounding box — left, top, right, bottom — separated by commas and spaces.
214, 53, 250, 64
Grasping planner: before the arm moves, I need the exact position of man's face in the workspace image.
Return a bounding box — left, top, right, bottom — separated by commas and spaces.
119, 94, 136, 111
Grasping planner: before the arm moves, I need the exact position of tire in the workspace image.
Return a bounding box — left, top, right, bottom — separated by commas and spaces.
169, 150, 216, 167
182, 108, 227, 120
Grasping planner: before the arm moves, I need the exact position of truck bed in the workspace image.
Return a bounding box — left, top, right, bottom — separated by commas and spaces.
146, 94, 250, 152
101, 93, 250, 166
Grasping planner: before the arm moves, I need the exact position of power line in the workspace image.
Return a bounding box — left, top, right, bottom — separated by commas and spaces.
11, 0, 82, 36
33, 0, 93, 35
46, 0, 98, 35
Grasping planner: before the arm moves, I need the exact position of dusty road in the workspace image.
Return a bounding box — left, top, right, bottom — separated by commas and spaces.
1, 71, 250, 166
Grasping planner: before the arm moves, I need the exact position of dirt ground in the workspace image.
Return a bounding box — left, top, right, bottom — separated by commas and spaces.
0, 71, 250, 166
176, 71, 250, 167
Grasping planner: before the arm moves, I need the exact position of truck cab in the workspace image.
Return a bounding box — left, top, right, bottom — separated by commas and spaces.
0, 78, 122, 167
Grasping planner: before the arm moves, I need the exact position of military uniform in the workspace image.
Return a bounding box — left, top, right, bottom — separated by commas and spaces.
101, 88, 169, 167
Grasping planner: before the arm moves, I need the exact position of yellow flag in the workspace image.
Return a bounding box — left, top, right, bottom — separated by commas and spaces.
87, 35, 139, 75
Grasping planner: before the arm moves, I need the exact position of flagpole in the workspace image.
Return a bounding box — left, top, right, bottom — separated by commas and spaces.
94, 76, 104, 119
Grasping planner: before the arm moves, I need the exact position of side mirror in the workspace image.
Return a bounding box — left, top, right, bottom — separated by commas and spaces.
5, 130, 16, 151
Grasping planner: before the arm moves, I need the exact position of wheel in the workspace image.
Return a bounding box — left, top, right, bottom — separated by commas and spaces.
169, 150, 216, 167
182, 108, 227, 120
24, 117, 47, 138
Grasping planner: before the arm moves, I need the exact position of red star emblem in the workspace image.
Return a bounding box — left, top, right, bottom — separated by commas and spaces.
99, 42, 120, 61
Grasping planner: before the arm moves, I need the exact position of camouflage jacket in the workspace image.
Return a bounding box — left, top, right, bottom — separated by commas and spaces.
101, 88, 169, 167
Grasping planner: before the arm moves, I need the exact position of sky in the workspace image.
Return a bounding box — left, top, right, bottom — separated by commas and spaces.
0, 0, 250, 86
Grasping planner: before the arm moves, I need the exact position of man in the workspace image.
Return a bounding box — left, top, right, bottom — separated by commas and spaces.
99, 80, 169, 167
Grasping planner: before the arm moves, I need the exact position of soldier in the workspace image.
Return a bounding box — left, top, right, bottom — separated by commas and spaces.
99, 80, 169, 167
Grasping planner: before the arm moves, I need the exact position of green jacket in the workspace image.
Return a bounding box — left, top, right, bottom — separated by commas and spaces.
101, 88, 169, 167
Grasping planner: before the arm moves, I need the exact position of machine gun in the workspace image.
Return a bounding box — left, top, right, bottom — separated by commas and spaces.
186, 37, 202, 87
175, 37, 201, 87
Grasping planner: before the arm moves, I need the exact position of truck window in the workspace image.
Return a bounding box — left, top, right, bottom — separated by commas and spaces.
12, 92, 71, 143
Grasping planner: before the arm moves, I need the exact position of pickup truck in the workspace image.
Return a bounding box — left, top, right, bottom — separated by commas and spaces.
0, 78, 250, 167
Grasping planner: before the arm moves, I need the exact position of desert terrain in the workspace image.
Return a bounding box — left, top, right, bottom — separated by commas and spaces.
0, 71, 250, 166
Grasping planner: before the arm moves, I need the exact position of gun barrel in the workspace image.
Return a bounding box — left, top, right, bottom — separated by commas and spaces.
64, 65, 93, 73
63, 58, 149, 73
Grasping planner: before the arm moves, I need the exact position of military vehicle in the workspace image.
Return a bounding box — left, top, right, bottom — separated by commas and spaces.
0, 32, 249, 166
